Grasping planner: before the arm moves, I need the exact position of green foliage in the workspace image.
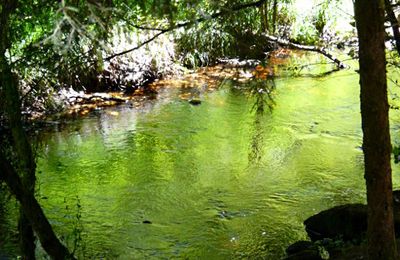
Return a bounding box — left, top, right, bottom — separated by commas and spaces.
4, 0, 350, 115
290, 0, 345, 45
177, 21, 236, 67
176, 0, 295, 66
313, 2, 328, 36
291, 22, 320, 45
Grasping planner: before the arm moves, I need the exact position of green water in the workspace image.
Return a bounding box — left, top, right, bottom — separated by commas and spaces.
5, 65, 400, 259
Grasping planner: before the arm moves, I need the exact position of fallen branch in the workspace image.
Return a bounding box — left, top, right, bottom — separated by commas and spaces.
105, 0, 268, 61
262, 34, 346, 69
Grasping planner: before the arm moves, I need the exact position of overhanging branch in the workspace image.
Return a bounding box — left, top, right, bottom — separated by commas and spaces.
263, 34, 346, 68
105, 0, 268, 61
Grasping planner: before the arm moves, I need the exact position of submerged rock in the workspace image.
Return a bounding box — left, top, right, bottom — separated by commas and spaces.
304, 191, 400, 242
188, 98, 201, 105
286, 190, 400, 259
283, 251, 322, 260
283, 250, 322, 260
304, 203, 367, 242
286, 241, 317, 255
284, 241, 323, 260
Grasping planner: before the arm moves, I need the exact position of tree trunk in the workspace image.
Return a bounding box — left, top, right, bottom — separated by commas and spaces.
259, 1, 269, 33
272, 0, 277, 34
0, 150, 76, 260
1, 1, 74, 259
1, 43, 36, 260
0, 1, 36, 258
355, 0, 398, 259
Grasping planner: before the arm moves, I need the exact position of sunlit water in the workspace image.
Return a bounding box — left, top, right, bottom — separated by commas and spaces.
3, 61, 400, 259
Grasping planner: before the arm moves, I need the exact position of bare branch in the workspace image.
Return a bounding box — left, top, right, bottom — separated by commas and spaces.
262, 34, 346, 68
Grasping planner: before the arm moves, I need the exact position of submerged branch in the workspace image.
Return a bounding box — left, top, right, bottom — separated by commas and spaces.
262, 34, 346, 69
105, 0, 268, 61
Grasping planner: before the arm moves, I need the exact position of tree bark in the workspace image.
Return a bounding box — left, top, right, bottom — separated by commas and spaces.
0, 150, 76, 260
355, 0, 398, 259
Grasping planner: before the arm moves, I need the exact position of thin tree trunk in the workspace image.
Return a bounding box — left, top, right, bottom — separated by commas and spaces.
272, 0, 277, 34
259, 1, 269, 33
385, 0, 400, 55
264, 1, 269, 33
259, 3, 264, 32
0, 150, 76, 260
0, 1, 36, 258
355, 0, 398, 259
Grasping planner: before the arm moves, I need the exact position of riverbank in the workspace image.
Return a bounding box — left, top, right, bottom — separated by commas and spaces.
30, 57, 276, 122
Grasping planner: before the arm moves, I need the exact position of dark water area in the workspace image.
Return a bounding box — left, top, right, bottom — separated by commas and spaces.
3, 55, 400, 259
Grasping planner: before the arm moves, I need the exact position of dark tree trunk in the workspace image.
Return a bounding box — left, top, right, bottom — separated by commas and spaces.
1, 1, 75, 259
0, 1, 36, 258
355, 1, 398, 259
0, 150, 76, 260
1, 42, 36, 260
385, 0, 400, 55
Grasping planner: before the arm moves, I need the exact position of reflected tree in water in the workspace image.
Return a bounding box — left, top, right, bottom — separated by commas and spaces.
247, 77, 276, 165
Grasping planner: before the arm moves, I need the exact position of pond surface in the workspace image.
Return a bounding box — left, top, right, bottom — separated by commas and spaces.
3, 57, 400, 259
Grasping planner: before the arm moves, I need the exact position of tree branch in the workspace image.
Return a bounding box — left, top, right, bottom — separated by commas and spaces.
262, 34, 346, 68
105, 0, 268, 61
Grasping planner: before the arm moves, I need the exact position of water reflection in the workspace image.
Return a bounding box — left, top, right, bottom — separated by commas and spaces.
247, 78, 276, 165
2, 64, 380, 259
